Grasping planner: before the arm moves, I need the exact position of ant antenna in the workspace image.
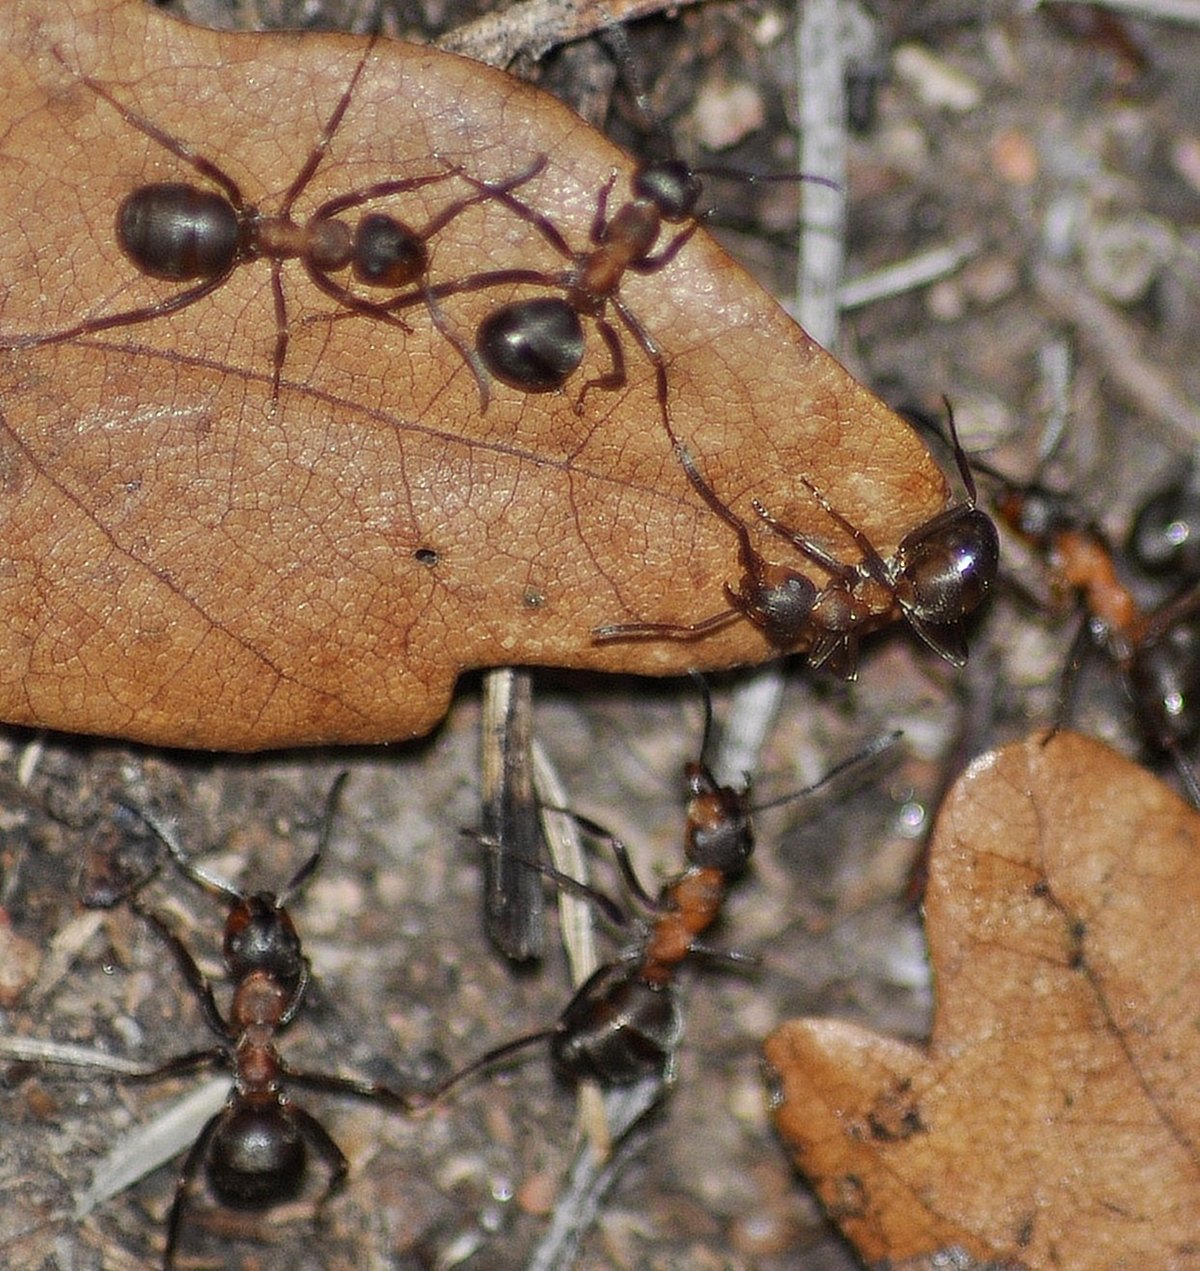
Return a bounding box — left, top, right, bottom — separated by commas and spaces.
278, 771, 349, 906
686, 670, 719, 771
120, 772, 348, 905
751, 729, 902, 814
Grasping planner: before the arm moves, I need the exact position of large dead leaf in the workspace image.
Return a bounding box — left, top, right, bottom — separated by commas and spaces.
765, 730, 1200, 1268
0, 0, 947, 749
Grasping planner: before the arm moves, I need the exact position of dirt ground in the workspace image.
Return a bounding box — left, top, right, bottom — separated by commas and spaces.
2, 1, 1198, 1268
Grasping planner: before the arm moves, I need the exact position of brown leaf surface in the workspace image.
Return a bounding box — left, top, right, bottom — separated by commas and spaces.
765, 730, 1200, 1269
0, 0, 947, 749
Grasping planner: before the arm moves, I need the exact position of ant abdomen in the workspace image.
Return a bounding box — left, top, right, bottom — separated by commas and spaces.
477, 296, 586, 392
208, 1108, 306, 1208
894, 507, 1000, 626
118, 182, 242, 282
552, 963, 683, 1085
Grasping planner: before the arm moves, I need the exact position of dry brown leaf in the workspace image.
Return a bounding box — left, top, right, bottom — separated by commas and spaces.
765, 730, 1200, 1269
0, 0, 948, 749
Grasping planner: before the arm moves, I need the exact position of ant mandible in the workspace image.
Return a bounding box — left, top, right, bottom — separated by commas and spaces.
3, 43, 542, 401
595, 403, 999, 677
985, 466, 1200, 806
424, 701, 896, 1094
82, 776, 418, 1267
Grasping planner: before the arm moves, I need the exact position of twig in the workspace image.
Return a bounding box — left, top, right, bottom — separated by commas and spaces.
1037, 0, 1200, 26
836, 238, 982, 312
74, 1077, 229, 1219
436, 0, 706, 70
1033, 259, 1200, 448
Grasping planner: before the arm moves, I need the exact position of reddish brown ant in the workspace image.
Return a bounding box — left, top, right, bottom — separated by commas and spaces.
3, 44, 542, 401
41, 776, 419, 1267
986, 466, 1200, 806
595, 404, 998, 677
426, 703, 897, 1094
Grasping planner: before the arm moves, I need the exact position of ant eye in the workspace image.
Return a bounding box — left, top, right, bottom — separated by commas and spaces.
117, 183, 240, 281
477, 297, 585, 391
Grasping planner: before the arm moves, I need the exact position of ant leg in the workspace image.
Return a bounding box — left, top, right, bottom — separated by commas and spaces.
543, 810, 659, 911
120, 1046, 227, 1084
287, 1104, 350, 1210
751, 499, 853, 579
589, 172, 620, 244
283, 1065, 421, 1113
686, 942, 762, 972
419, 1029, 557, 1103
416, 155, 550, 240
758, 475, 888, 584
421, 282, 492, 408
451, 169, 575, 261
55, 50, 244, 206
632, 220, 699, 272
576, 318, 626, 410
1164, 742, 1200, 809
163, 1110, 223, 1270
5, 274, 231, 351
593, 608, 741, 642
469, 829, 628, 926
278, 38, 377, 216
270, 262, 290, 401
1048, 612, 1095, 742
129, 902, 230, 1040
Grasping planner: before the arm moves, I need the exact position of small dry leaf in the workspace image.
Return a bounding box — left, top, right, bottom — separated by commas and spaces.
765, 730, 1200, 1269
0, 0, 947, 749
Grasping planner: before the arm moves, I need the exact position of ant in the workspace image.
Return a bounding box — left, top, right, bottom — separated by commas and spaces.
312, 153, 709, 413
426, 700, 896, 1095
985, 463, 1200, 806
45, 776, 419, 1267
1127, 461, 1200, 581
595, 403, 999, 678
3, 43, 542, 401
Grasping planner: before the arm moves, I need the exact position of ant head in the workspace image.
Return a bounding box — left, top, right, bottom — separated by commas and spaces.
207, 1106, 306, 1208
735, 565, 819, 649
683, 761, 754, 873
223, 893, 306, 990
885, 399, 1001, 645
633, 158, 703, 223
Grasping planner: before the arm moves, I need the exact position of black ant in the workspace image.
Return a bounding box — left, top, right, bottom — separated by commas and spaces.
3, 43, 542, 401
46, 776, 418, 1266
326, 142, 835, 412
313, 154, 706, 414
986, 466, 1200, 806
595, 404, 999, 677
426, 705, 896, 1094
